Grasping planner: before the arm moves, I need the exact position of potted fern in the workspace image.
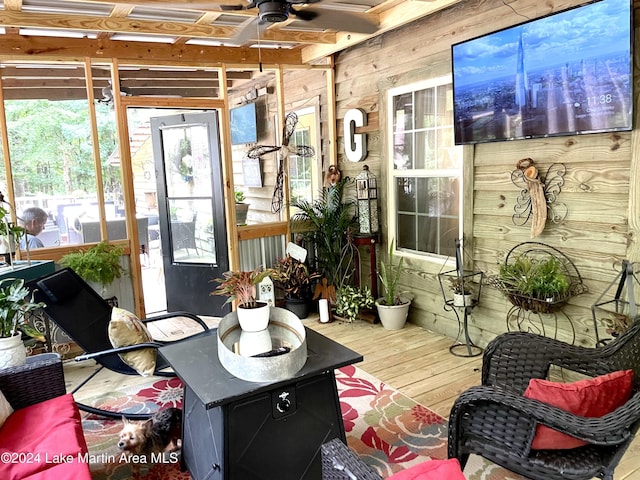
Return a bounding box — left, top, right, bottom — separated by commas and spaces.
375, 239, 411, 330
59, 241, 126, 297
211, 266, 273, 331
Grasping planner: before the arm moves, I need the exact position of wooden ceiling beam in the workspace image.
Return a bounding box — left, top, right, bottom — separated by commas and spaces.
301, 0, 463, 63
80, 0, 251, 10
0, 77, 230, 89
0, 10, 337, 45
0, 36, 303, 66
0, 86, 220, 100
0, 10, 237, 40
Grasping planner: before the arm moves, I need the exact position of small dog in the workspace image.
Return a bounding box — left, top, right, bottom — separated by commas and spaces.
118, 407, 182, 474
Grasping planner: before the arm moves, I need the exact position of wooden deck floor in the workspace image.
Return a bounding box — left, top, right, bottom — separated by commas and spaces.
63, 314, 640, 479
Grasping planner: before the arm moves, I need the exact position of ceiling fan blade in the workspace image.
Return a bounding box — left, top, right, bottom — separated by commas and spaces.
300, 7, 378, 34
289, 6, 317, 22
229, 17, 266, 46
220, 1, 257, 11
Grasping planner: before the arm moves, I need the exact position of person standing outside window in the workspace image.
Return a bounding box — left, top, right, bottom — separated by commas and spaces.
18, 207, 48, 249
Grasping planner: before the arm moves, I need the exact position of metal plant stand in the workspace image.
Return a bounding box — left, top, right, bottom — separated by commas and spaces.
442, 291, 483, 357
438, 239, 484, 357
592, 260, 639, 346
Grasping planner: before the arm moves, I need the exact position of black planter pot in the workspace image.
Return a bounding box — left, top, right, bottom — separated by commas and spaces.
284, 297, 311, 319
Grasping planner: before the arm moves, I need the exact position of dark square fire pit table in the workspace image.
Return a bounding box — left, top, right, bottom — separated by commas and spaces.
159, 327, 363, 480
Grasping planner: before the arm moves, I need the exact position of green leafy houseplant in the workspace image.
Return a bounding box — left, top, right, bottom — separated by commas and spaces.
271, 255, 320, 300
378, 239, 408, 306
60, 241, 126, 287
448, 276, 474, 296
234, 190, 245, 203
0, 278, 46, 341
496, 255, 571, 313
211, 266, 273, 308
335, 285, 374, 323
290, 177, 357, 288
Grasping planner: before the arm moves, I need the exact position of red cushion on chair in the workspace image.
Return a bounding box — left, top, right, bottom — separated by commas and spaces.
0, 394, 90, 480
523, 369, 633, 450
386, 459, 466, 480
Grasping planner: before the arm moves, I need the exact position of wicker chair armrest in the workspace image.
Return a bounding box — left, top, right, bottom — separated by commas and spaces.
142, 311, 209, 332
482, 332, 612, 392
450, 386, 640, 448
0, 353, 65, 410
75, 342, 163, 362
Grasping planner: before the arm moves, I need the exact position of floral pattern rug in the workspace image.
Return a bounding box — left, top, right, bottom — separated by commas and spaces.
80, 366, 522, 479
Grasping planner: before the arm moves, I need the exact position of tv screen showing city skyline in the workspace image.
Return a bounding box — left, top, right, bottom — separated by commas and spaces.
452, 0, 632, 145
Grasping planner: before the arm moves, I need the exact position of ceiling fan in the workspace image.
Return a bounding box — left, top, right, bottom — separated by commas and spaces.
222, 0, 379, 45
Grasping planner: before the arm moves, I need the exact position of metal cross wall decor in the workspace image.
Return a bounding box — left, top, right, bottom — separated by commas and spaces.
246, 112, 315, 213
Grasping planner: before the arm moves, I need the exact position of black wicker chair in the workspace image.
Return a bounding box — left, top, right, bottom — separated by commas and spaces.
32, 267, 210, 420
448, 319, 640, 480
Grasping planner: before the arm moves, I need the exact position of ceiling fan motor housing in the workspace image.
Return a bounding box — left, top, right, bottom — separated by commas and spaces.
258, 1, 290, 23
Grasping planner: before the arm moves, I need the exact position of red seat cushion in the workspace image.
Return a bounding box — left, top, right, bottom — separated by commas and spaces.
0, 393, 91, 480
523, 369, 634, 450
386, 459, 466, 480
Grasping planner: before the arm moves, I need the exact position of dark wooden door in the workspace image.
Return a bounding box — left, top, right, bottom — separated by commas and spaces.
150, 111, 230, 315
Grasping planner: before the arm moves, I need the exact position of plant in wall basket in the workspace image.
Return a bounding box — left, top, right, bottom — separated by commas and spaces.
334, 285, 374, 323
494, 253, 573, 314
0, 278, 46, 369
212, 266, 274, 332
60, 241, 126, 295
376, 239, 412, 330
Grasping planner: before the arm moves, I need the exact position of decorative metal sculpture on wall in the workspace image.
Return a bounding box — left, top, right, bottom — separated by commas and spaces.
511, 158, 567, 238
246, 112, 315, 214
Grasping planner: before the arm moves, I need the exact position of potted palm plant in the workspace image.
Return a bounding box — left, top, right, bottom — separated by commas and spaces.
271, 255, 320, 319
211, 266, 273, 331
0, 278, 46, 369
376, 239, 412, 330
290, 177, 357, 292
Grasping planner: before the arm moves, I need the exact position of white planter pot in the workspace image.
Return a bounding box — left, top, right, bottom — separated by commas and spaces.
453, 293, 473, 307
0, 333, 27, 369
375, 299, 411, 331
239, 329, 273, 357
237, 302, 270, 332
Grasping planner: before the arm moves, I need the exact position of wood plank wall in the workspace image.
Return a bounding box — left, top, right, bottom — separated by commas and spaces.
312, 0, 640, 348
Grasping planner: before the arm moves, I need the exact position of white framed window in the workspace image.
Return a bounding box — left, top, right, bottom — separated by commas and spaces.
387, 75, 463, 259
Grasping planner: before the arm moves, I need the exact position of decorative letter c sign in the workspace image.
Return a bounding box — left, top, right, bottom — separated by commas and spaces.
344, 108, 367, 162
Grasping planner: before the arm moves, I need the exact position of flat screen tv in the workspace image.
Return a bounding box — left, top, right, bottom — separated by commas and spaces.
230, 102, 258, 145
451, 0, 632, 145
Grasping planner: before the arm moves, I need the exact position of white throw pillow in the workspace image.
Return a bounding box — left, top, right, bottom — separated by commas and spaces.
0, 389, 14, 428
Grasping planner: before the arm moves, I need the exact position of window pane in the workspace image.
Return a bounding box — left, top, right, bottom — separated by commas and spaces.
289, 128, 313, 205
397, 213, 416, 250
415, 130, 436, 169
396, 177, 415, 212
415, 88, 435, 129
393, 133, 413, 170
393, 92, 413, 131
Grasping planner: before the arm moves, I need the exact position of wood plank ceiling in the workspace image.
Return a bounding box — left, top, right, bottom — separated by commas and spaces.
0, 0, 464, 100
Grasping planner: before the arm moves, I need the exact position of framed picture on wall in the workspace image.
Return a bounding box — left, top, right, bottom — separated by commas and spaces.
242, 156, 263, 187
